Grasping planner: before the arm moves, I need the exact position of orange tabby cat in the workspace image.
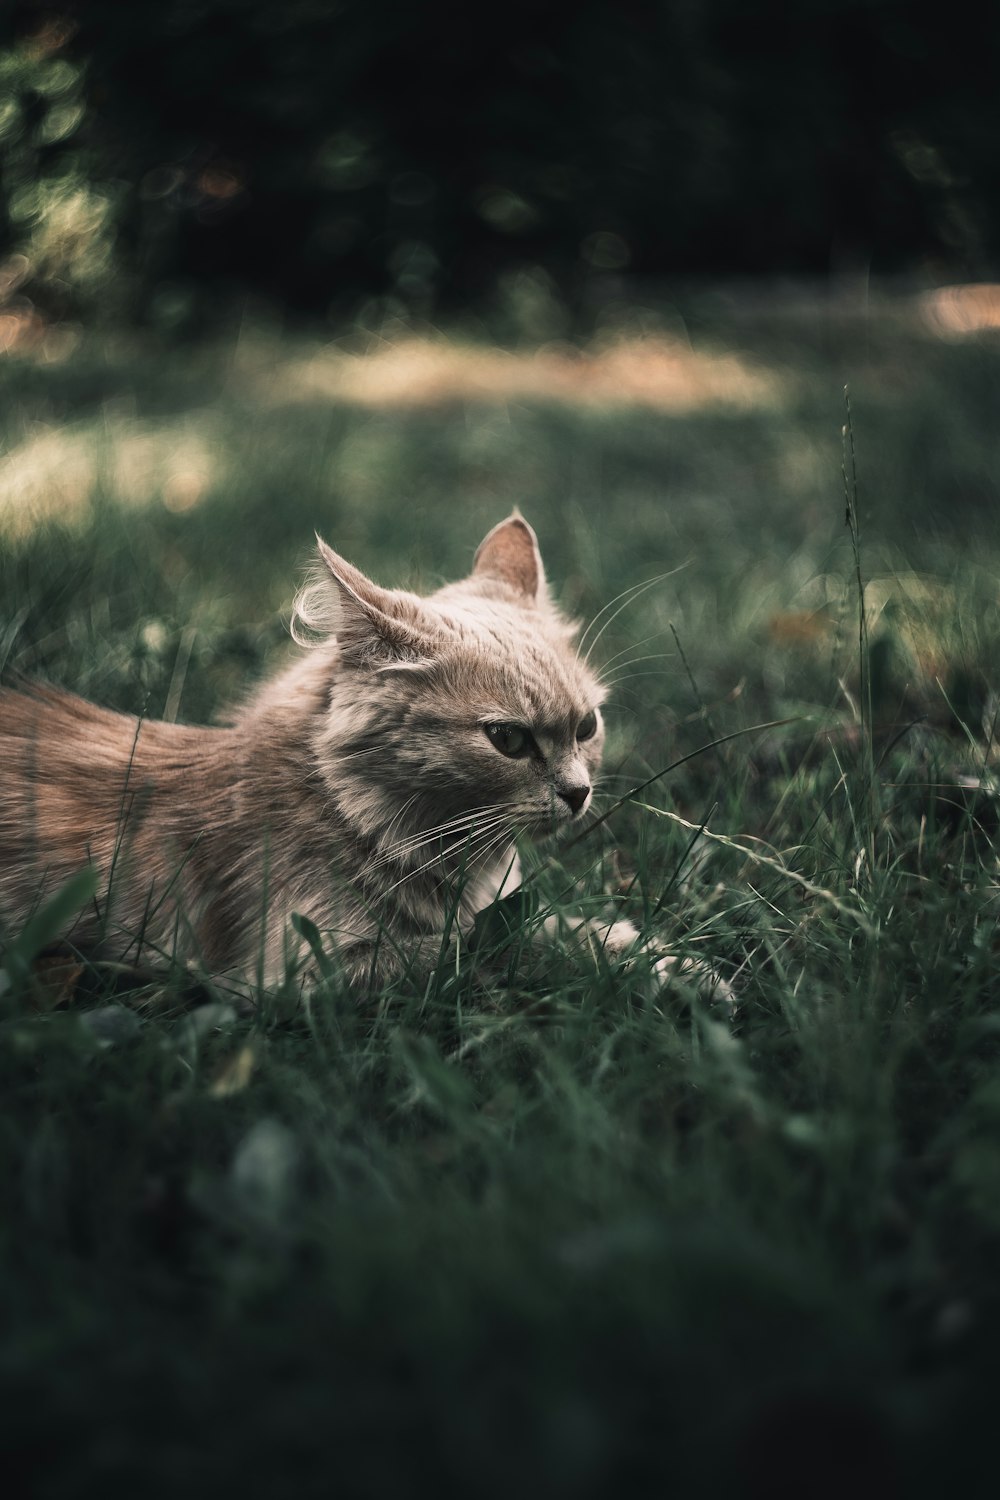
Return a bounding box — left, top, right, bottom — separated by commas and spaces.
0, 515, 728, 1000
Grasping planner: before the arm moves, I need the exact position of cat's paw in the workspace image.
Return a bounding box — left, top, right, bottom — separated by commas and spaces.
649, 950, 737, 1014
543, 914, 736, 1013
600, 919, 736, 1013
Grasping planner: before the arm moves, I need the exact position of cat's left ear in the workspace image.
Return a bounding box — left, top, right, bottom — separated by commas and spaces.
471, 513, 547, 606
295, 537, 437, 668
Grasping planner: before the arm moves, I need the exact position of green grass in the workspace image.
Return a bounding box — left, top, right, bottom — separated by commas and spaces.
2, 297, 1000, 1497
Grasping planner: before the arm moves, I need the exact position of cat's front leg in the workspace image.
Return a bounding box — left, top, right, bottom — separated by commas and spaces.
541, 912, 736, 1012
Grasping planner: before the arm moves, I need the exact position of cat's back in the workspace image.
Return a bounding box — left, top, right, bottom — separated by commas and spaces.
0, 682, 237, 928
0, 679, 232, 770
2, 679, 141, 762
2, 681, 232, 750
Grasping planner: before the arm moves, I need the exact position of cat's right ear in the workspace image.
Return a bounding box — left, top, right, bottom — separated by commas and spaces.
292, 537, 435, 667
472, 513, 547, 605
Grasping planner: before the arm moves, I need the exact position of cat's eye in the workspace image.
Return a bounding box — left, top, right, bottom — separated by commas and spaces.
576, 710, 598, 742
484, 722, 534, 759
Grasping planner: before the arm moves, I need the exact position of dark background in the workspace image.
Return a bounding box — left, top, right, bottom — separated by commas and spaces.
1, 0, 997, 330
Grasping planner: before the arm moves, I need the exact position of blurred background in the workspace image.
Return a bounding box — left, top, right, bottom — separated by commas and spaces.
0, 0, 996, 342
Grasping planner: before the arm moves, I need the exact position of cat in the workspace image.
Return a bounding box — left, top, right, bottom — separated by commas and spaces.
0, 515, 730, 1003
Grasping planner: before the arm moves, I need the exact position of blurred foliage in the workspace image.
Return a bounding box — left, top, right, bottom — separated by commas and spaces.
0, 1, 998, 331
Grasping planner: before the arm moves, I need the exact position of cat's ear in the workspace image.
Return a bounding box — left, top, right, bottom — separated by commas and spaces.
471, 513, 547, 605
294, 537, 435, 667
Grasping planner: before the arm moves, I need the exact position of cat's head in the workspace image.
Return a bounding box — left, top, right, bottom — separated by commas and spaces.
295, 514, 606, 841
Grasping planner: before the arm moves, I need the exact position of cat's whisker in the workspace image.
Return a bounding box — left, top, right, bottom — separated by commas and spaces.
366, 816, 512, 882
383, 799, 503, 842
461, 830, 517, 886
449, 825, 512, 875
595, 632, 672, 674
579, 567, 686, 664
405, 802, 507, 839
595, 772, 656, 785
601, 669, 677, 690
368, 806, 494, 859
328, 746, 387, 765
367, 804, 508, 869
378, 819, 514, 902
578, 572, 677, 655
599, 652, 676, 683
375, 824, 510, 879
370, 793, 423, 860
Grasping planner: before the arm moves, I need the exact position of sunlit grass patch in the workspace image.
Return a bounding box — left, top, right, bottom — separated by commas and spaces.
260, 329, 785, 414
0, 410, 224, 536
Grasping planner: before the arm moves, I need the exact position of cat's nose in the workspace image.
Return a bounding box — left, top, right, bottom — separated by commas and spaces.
558, 783, 590, 815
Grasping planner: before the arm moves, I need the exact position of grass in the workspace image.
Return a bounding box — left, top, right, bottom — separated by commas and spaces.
2, 290, 1000, 1496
